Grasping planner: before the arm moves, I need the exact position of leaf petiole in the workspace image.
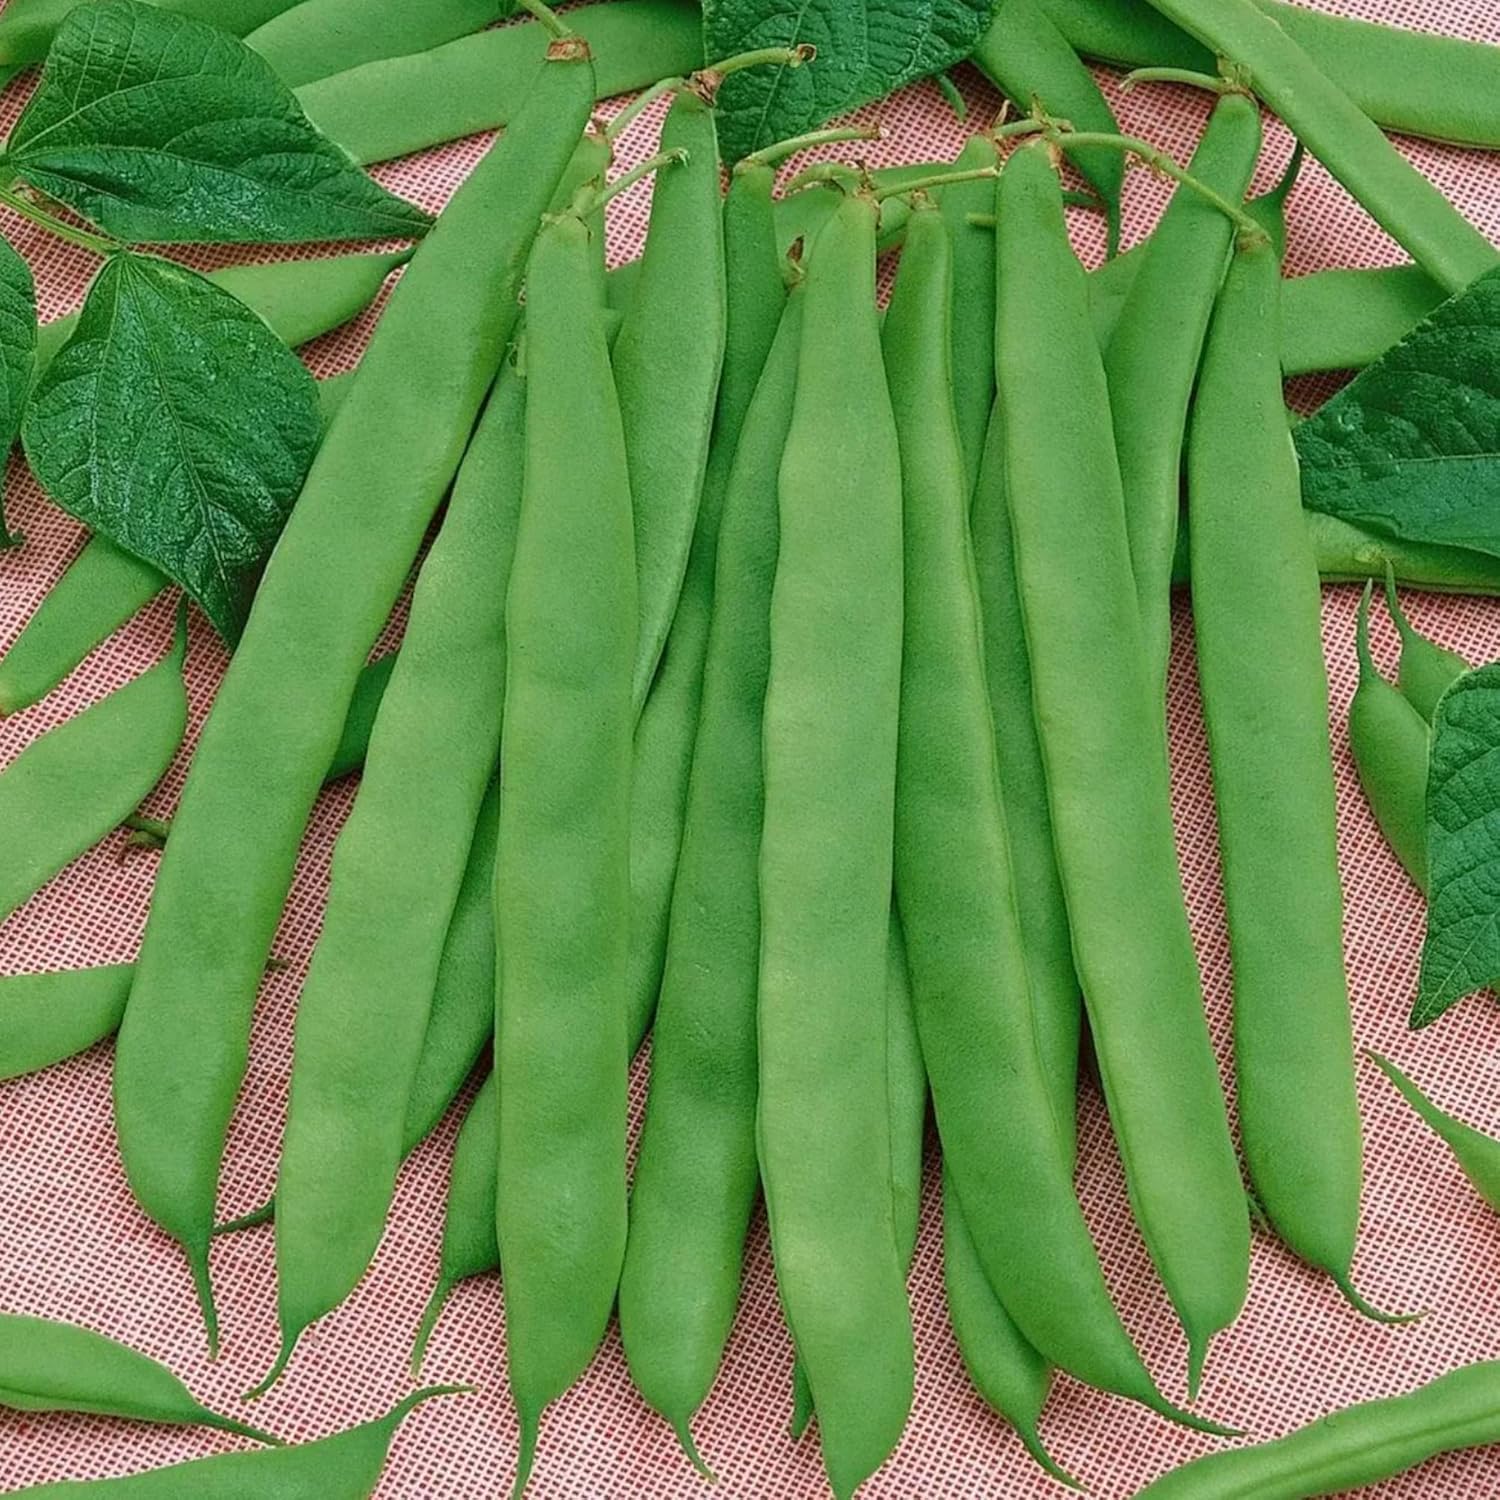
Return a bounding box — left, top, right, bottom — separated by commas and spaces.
0, 180, 118, 257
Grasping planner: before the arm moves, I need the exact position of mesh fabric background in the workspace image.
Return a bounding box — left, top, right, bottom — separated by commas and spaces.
2, 1, 1500, 1495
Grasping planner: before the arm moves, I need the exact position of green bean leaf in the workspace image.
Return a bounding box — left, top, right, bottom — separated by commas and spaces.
21, 250, 322, 641
2, 0, 432, 245
1415, 663, 1500, 1029
0, 230, 36, 549
703, 0, 994, 164
1295, 265, 1500, 558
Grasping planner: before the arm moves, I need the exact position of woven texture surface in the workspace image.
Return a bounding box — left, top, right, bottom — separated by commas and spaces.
3, 0, 1500, 1494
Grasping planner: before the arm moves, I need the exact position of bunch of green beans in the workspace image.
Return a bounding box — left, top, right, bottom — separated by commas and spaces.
15, 1, 1500, 1494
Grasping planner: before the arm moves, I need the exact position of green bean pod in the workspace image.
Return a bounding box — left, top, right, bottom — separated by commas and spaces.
1349, 582, 1430, 891
1383, 573, 1468, 722
941, 1172, 1073, 1489
0, 250, 409, 719
0, 612, 186, 926
972, 0, 1124, 252
1141, 0, 1496, 294
114, 34, 597, 1353
494, 206, 635, 1497
411, 1069, 498, 1373
1106, 90, 1261, 691
1369, 1052, 1500, 1214
1136, 1358, 1500, 1497
0, 964, 132, 1082
757, 189, 913, 1500
617, 176, 792, 1457
245, 0, 497, 89
1036, 0, 1500, 152
297, 0, 704, 167
0, 1313, 278, 1443
612, 82, 727, 714
1280, 265, 1445, 376
18, 1385, 466, 1497
0, 0, 301, 67
1189, 239, 1373, 1312
998, 141, 1247, 1392
890, 200, 1204, 1430
937, 138, 1001, 496
262, 354, 528, 1390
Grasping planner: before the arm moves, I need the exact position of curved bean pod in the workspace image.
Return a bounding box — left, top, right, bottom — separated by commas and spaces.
1383, 574, 1468, 722
114, 34, 597, 1353
246, 0, 497, 89
261, 351, 528, 1391
1036, 0, 1500, 152
1190, 239, 1374, 1314
890, 199, 1202, 1429
0, 964, 132, 1082
18, 1385, 466, 1497
0, 612, 186, 927
998, 141, 1247, 1392
1140, 0, 1496, 294
972, 0, 1124, 253
296, 0, 704, 167
618, 170, 791, 1456
1368, 1052, 1500, 1214
0, 1313, 277, 1444
757, 188, 913, 1500
1349, 582, 1430, 891
494, 204, 635, 1497
0, 250, 409, 718
1107, 89, 1261, 691
1136, 1359, 1500, 1497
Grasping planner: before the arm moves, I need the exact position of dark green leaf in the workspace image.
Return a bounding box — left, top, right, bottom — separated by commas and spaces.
1415, 663, 1500, 1028
4, 0, 431, 245
1296, 265, 1500, 558
703, 0, 994, 163
0, 231, 36, 547
21, 250, 323, 640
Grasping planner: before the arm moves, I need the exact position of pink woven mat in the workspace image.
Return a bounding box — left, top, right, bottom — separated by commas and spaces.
3, 1, 1500, 1495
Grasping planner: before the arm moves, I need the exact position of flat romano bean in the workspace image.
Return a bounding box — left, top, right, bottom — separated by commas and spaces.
1036, 0, 1500, 152
1368, 1052, 1500, 1214
757, 188, 912, 1500
0, 1313, 277, 1444
1190, 238, 1380, 1318
0, 250, 408, 719
891, 199, 1208, 1432
218, 779, 501, 1240
0, 612, 186, 927
494, 200, 635, 1496
1349, 581, 1430, 891
0, 964, 132, 1082
113, 26, 598, 1353
1141, 0, 1496, 294
259, 348, 528, 1392
621, 274, 797, 1461
17, 1385, 466, 1497
411, 1069, 497, 1373
972, 0, 1124, 253
1107, 89, 1260, 693
613, 80, 727, 714
1136, 1359, 1500, 1498
998, 141, 1247, 1393
0, 0, 300, 67
941, 1172, 1072, 1489
296, 0, 704, 167
246, 0, 497, 89
1383, 572, 1468, 722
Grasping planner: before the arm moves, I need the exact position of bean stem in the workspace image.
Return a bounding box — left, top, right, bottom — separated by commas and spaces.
573, 148, 689, 217
606, 77, 683, 140
699, 45, 815, 82
736, 124, 882, 171
1044, 129, 1267, 243
872, 166, 999, 203
1122, 66, 1245, 95
0, 181, 118, 257
514, 0, 570, 40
